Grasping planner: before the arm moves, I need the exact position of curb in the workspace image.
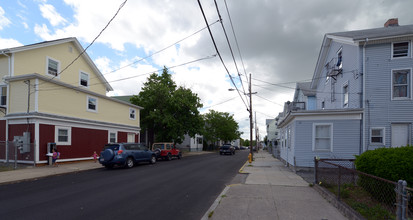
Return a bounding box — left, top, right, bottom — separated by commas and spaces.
201, 185, 230, 220
201, 160, 249, 219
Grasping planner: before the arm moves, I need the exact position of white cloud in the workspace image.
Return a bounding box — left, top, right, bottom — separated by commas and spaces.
0, 7, 11, 31
39, 3, 67, 26
0, 38, 23, 49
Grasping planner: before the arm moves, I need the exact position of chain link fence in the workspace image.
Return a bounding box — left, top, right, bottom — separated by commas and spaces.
315, 158, 412, 220
0, 141, 36, 169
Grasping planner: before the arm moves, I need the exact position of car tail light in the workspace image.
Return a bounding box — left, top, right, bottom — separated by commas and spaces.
117, 150, 123, 155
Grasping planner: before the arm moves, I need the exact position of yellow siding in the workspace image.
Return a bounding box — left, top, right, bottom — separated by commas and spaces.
8, 80, 35, 114
13, 42, 107, 95
0, 56, 9, 80
37, 80, 139, 127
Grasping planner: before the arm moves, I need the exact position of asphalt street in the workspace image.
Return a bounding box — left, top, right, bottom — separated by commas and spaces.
0, 150, 249, 220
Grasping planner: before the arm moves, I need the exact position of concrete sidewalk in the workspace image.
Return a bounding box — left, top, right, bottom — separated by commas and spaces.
203, 151, 348, 220
0, 151, 211, 185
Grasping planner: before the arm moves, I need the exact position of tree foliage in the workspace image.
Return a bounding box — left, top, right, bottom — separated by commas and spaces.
130, 67, 203, 144
203, 110, 241, 144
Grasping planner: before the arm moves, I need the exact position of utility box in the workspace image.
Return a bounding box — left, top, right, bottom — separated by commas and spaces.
13, 132, 31, 154
47, 143, 56, 165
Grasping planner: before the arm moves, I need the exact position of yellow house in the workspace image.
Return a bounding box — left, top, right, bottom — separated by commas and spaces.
0, 37, 143, 164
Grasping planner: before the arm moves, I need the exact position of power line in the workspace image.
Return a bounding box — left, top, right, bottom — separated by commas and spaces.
36, 54, 217, 92
38, 0, 128, 86
202, 96, 238, 109
197, 0, 249, 111
223, 0, 249, 87
213, 0, 248, 104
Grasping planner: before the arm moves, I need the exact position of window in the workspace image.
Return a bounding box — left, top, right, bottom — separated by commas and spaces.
109, 132, 117, 143
343, 83, 349, 107
321, 101, 325, 109
87, 96, 98, 112
55, 126, 71, 145
80, 72, 89, 87
0, 86, 6, 106
336, 48, 343, 69
370, 127, 385, 145
47, 57, 60, 76
129, 108, 136, 119
313, 123, 332, 151
392, 69, 411, 99
392, 42, 410, 58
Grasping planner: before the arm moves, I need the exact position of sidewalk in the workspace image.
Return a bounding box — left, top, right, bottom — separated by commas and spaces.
203, 151, 348, 220
0, 151, 211, 185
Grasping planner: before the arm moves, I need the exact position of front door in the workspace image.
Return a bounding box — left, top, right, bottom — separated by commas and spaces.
391, 124, 409, 147
127, 133, 135, 143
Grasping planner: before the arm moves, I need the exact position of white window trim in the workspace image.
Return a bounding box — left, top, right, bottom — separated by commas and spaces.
391, 68, 412, 101
46, 56, 60, 78
108, 130, 117, 143
129, 108, 136, 120
391, 41, 411, 59
312, 123, 333, 152
342, 81, 349, 108
87, 95, 98, 112
79, 71, 89, 88
55, 126, 71, 145
370, 127, 385, 145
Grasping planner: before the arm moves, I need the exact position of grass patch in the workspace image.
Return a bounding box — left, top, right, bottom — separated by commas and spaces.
208, 211, 214, 218
322, 183, 394, 219
221, 194, 226, 198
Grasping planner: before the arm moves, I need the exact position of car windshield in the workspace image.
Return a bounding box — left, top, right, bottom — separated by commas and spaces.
153, 144, 165, 150
104, 144, 120, 151
221, 145, 231, 149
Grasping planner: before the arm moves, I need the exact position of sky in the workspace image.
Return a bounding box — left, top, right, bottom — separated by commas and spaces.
1, 0, 413, 140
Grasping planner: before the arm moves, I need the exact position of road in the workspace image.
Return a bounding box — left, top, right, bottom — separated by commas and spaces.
0, 150, 248, 220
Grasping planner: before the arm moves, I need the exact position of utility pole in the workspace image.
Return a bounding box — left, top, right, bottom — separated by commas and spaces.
249, 73, 254, 160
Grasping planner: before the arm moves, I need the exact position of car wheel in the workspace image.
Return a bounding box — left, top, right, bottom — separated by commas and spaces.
167, 153, 172, 161
233, 151, 235, 155
125, 157, 134, 168
177, 153, 182, 159
150, 155, 156, 164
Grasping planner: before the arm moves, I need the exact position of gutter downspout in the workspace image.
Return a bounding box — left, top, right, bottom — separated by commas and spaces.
362, 38, 368, 153
1, 51, 10, 163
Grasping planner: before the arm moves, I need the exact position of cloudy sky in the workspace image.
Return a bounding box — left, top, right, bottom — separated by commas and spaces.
1, 0, 413, 140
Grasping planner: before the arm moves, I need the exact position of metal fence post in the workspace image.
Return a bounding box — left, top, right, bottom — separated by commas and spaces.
338, 166, 341, 201
314, 157, 318, 184
397, 180, 403, 220
402, 180, 407, 220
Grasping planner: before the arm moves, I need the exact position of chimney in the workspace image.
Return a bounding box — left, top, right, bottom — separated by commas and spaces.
384, 18, 399, 27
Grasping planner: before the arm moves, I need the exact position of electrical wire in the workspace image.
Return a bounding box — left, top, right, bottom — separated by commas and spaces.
197, 0, 249, 111
202, 96, 238, 109
36, 54, 217, 92
213, 0, 248, 104
38, 0, 128, 86
223, 0, 249, 87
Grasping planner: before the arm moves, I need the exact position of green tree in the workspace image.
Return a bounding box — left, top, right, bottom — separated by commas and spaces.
130, 67, 203, 144
203, 110, 241, 145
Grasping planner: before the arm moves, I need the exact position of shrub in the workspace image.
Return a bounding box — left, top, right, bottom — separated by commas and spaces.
355, 146, 413, 187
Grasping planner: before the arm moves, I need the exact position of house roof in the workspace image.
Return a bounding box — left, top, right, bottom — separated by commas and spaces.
111, 95, 134, 104
327, 24, 413, 42
0, 37, 113, 92
297, 82, 316, 96
311, 23, 413, 89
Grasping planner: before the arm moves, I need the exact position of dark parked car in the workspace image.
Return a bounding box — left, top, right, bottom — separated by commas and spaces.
219, 144, 235, 155
99, 143, 157, 169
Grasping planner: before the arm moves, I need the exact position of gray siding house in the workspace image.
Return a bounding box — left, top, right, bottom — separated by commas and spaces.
278, 19, 413, 168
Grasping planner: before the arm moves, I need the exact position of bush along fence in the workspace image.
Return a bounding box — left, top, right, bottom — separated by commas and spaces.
314, 158, 412, 220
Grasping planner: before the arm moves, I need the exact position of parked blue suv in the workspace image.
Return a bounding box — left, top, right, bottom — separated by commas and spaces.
99, 143, 157, 169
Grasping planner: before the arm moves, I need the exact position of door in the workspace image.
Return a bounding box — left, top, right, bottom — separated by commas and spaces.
127, 133, 135, 143
391, 124, 409, 147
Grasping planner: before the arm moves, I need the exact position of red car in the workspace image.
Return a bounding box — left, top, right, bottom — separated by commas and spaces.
152, 142, 182, 161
